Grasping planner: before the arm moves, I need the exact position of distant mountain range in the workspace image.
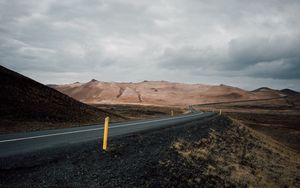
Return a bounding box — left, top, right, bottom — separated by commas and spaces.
50, 79, 297, 106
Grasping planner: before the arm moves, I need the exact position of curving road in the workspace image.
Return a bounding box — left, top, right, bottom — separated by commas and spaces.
0, 112, 215, 157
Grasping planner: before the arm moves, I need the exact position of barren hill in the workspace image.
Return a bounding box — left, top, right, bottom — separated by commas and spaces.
51, 80, 286, 106
0, 66, 125, 133
280, 88, 299, 96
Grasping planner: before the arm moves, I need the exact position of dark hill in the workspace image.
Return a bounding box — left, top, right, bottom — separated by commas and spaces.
252, 87, 273, 92
0, 65, 125, 133
280, 89, 299, 96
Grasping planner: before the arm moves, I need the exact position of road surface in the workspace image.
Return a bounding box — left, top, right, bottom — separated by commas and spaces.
0, 112, 215, 157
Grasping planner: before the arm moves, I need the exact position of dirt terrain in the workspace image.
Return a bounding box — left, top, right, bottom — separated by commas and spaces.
1, 116, 299, 187
51, 80, 286, 106
0, 66, 126, 134
92, 104, 186, 120
194, 94, 300, 151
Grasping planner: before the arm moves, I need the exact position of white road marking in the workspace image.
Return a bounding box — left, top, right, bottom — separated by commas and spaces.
0, 112, 203, 143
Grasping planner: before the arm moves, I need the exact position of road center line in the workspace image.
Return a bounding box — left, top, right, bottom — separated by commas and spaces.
0, 113, 203, 143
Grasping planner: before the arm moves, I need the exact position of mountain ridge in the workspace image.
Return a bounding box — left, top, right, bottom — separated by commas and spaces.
50, 80, 292, 106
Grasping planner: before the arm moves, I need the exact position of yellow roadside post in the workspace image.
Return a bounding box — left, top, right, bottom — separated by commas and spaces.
102, 116, 110, 151
219, 109, 222, 115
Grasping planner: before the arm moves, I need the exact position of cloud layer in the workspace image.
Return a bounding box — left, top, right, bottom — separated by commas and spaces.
0, 0, 299, 90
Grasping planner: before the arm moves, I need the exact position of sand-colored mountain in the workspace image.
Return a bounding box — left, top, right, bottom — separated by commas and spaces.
52, 80, 287, 106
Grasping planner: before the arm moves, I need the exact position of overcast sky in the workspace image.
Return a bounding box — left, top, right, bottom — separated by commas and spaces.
1, 0, 299, 90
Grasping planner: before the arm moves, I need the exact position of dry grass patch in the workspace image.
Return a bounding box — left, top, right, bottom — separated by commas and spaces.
171, 117, 300, 187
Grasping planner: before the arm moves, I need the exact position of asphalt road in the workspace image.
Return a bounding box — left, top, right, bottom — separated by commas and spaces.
0, 112, 215, 158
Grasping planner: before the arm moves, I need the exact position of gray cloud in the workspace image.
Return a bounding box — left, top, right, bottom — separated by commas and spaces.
228, 34, 300, 69
159, 34, 300, 79
0, 0, 300, 90
243, 57, 300, 79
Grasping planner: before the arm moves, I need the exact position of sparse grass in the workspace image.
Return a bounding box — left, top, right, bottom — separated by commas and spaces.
172, 117, 300, 187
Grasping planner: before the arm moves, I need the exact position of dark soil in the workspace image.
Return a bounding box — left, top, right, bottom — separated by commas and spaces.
92, 104, 185, 120
194, 95, 300, 152
1, 116, 298, 188
0, 66, 126, 133
227, 112, 300, 151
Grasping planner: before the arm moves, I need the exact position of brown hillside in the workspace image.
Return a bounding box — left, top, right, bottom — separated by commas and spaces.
0, 66, 125, 133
